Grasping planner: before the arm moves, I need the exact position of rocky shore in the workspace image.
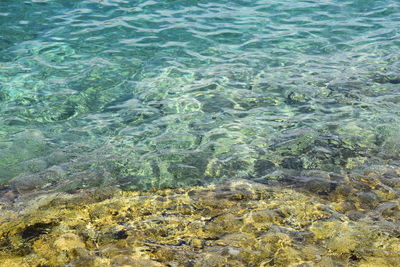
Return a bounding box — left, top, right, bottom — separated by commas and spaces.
1, 175, 399, 266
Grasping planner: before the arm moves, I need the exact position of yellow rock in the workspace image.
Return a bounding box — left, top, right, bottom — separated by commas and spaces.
0, 179, 399, 266
54, 233, 86, 251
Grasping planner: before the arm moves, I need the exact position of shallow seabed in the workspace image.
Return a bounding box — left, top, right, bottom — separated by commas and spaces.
0, 178, 400, 266
0, 0, 400, 266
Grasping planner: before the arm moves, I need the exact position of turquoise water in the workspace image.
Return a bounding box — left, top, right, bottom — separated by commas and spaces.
0, 0, 399, 194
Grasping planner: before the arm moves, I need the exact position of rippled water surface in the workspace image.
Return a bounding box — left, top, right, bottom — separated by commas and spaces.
1, 0, 400, 194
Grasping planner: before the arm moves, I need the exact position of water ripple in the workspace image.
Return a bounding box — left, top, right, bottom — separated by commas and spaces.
0, 0, 399, 194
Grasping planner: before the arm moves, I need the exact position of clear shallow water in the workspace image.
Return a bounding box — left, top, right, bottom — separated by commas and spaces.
0, 0, 399, 194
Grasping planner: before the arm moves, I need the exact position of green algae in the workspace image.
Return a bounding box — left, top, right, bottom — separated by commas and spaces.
1, 178, 399, 267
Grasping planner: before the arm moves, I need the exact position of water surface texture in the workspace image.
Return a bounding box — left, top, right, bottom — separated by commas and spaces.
1, 0, 400, 194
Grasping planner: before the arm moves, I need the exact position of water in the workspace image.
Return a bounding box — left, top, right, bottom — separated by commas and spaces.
1, 1, 400, 265
0, 0, 400, 194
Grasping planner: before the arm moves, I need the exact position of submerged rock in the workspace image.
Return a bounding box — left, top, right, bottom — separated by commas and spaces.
0, 179, 399, 266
